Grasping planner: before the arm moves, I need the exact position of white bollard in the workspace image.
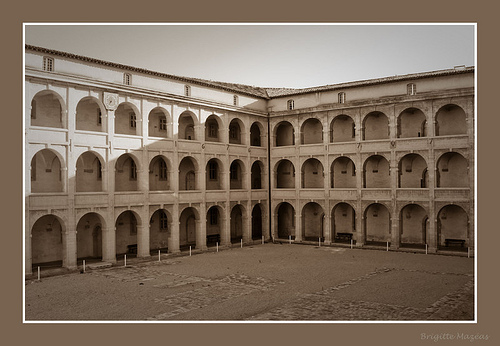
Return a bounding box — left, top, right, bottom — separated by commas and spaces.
319, 237, 321, 247
158, 250, 161, 262
262, 236, 264, 245
189, 246, 192, 257
386, 241, 389, 252
289, 235, 291, 245
83, 260, 86, 273
241, 239, 243, 248
350, 239, 353, 249
468, 247, 470, 258
38, 266, 40, 281
124, 254, 127, 267
217, 242, 219, 252
426, 244, 428, 255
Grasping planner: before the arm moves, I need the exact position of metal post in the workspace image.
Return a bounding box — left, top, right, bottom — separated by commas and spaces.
386, 241, 389, 252
158, 250, 161, 262
350, 239, 353, 249
38, 266, 40, 281
241, 239, 243, 248
124, 254, 127, 267
319, 237, 321, 247
262, 236, 264, 245
83, 260, 86, 273
189, 246, 192, 257
289, 235, 291, 245
216, 242, 219, 252
426, 244, 428, 255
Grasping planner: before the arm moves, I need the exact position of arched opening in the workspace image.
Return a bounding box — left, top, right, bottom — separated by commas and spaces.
179, 207, 198, 249
30, 149, 64, 193
331, 203, 356, 243
301, 158, 324, 188
115, 211, 140, 257
76, 97, 104, 132
251, 204, 263, 240
150, 209, 170, 252
398, 154, 428, 188
206, 206, 223, 247
301, 118, 323, 144
251, 160, 263, 189
436, 152, 469, 187
230, 160, 244, 190
179, 111, 196, 140
275, 121, 295, 146
179, 157, 197, 190
115, 103, 139, 136
76, 212, 105, 261
364, 203, 391, 245
30, 90, 64, 128
362, 111, 389, 140
229, 118, 244, 145
400, 204, 427, 247
205, 114, 221, 142
277, 202, 295, 239
330, 115, 355, 142
230, 204, 244, 243
250, 122, 262, 146
301, 202, 324, 241
437, 205, 469, 250
115, 154, 139, 192
331, 156, 356, 188
435, 104, 467, 136
276, 160, 295, 188
206, 158, 223, 190
76, 152, 103, 192
31, 214, 64, 268
397, 108, 426, 138
148, 107, 169, 138
149, 156, 170, 191
363, 155, 390, 188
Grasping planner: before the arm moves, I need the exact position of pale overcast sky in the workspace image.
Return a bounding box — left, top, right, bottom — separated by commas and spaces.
24, 23, 475, 89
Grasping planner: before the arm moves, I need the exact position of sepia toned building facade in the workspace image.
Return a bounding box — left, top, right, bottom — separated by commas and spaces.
24, 45, 475, 274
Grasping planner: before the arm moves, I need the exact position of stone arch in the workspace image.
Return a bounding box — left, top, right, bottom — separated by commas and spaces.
115, 102, 140, 136
398, 154, 428, 188
30, 148, 64, 193
229, 118, 245, 145
331, 202, 356, 242
276, 202, 295, 239
230, 159, 245, 190
149, 208, 171, 252
437, 204, 469, 249
179, 111, 197, 140
362, 111, 389, 140
301, 118, 323, 144
331, 156, 356, 188
301, 202, 325, 240
399, 204, 428, 246
250, 121, 263, 146
435, 104, 467, 136
30, 90, 65, 128
206, 158, 224, 190
397, 107, 426, 138
76, 212, 106, 260
115, 210, 141, 256
251, 160, 264, 189
205, 114, 222, 142
76, 151, 103, 192
75, 96, 105, 132
149, 155, 171, 191
301, 158, 324, 188
436, 152, 468, 187
330, 114, 355, 142
115, 153, 140, 192
364, 203, 391, 244
275, 121, 295, 146
148, 107, 170, 138
363, 155, 390, 188
31, 214, 65, 267
179, 156, 198, 190
275, 159, 295, 188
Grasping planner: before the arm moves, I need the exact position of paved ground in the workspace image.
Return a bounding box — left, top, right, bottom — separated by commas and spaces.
24, 243, 474, 321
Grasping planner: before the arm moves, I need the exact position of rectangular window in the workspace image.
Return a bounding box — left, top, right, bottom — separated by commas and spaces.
230, 126, 237, 139
185, 85, 191, 96
97, 161, 102, 180
159, 160, 167, 180
43, 57, 54, 71
123, 73, 132, 85
230, 166, 237, 180
210, 209, 218, 225
130, 161, 137, 180
160, 211, 168, 232
287, 100, 294, 110
407, 83, 416, 95
97, 110, 102, 125
130, 114, 136, 128
338, 92, 346, 104
209, 162, 217, 180
159, 117, 167, 131
233, 95, 238, 106
209, 124, 217, 137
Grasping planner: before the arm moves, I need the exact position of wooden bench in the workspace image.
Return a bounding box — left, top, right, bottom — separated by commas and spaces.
335, 232, 353, 242
206, 234, 221, 244
445, 239, 465, 247
127, 244, 137, 254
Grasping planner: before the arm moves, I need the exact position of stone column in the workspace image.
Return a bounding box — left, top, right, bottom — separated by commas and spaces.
137, 206, 150, 258
197, 203, 207, 250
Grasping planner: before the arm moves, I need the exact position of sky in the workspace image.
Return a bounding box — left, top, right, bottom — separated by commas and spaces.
24, 23, 475, 89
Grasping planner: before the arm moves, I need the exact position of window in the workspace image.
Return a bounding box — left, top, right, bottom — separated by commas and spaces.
229, 125, 238, 140
130, 219, 137, 235
230, 164, 238, 180
123, 73, 132, 85
43, 57, 54, 71
407, 83, 416, 96
287, 99, 294, 110
210, 208, 218, 225
97, 110, 102, 125
209, 162, 217, 180
160, 211, 168, 232
130, 160, 137, 180
130, 113, 136, 128
159, 160, 167, 180
185, 85, 191, 96
233, 95, 239, 106
159, 116, 167, 131
97, 160, 102, 180
209, 124, 217, 137
338, 92, 346, 104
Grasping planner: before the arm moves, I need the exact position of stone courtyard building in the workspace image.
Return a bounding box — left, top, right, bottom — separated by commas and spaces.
24, 45, 475, 273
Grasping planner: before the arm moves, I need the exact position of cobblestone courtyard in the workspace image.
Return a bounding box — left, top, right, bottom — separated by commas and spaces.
24, 244, 474, 321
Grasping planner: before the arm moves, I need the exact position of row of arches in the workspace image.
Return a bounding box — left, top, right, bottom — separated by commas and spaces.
275, 202, 469, 247
30, 91, 264, 146
275, 152, 468, 189
30, 149, 265, 192
30, 204, 265, 267
274, 104, 468, 146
